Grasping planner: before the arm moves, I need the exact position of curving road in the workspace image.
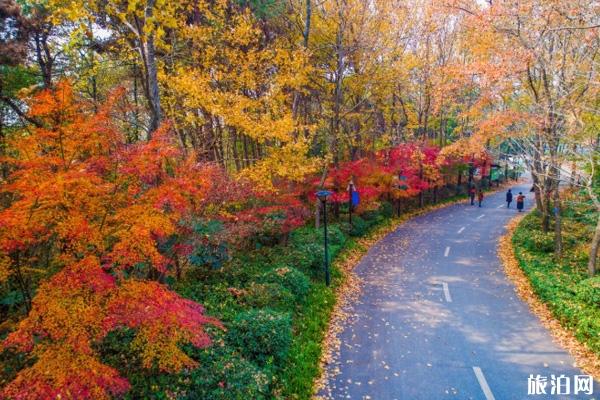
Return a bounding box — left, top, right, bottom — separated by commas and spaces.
320, 181, 599, 400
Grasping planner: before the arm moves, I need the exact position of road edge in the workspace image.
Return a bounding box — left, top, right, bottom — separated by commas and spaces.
498, 213, 600, 380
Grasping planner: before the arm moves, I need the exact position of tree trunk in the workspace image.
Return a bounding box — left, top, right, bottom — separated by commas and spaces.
34, 29, 53, 88
303, 0, 312, 47
331, 3, 345, 166
132, 0, 162, 136
541, 192, 551, 233
587, 184, 600, 277
242, 134, 250, 168
589, 214, 600, 277
291, 0, 311, 120
419, 163, 424, 207
553, 182, 562, 259
531, 172, 543, 210
132, 62, 141, 142
232, 131, 241, 172
144, 31, 162, 134
13, 251, 32, 313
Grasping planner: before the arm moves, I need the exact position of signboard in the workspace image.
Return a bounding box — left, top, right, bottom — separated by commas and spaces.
351, 191, 360, 207
491, 169, 500, 181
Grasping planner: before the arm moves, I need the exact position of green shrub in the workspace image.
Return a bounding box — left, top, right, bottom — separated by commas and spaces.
348, 215, 368, 237
184, 347, 272, 400
361, 209, 379, 222
227, 309, 292, 366
260, 267, 310, 302
288, 225, 346, 271
290, 224, 346, 247
289, 244, 323, 272
327, 225, 347, 247
575, 277, 600, 307
361, 209, 385, 229
188, 220, 229, 270
242, 282, 295, 309
177, 282, 244, 322
254, 211, 288, 247
522, 231, 554, 253
121, 346, 273, 400
0, 348, 33, 389
575, 313, 600, 351
98, 328, 139, 375
289, 226, 319, 247
216, 253, 272, 288
518, 212, 542, 230
379, 201, 394, 218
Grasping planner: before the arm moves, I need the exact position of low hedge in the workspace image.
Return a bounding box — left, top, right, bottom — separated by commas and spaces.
227, 309, 293, 366
259, 267, 311, 302
575, 277, 600, 308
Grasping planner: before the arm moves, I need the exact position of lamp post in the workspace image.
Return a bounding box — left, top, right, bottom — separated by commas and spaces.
347, 179, 355, 227
397, 171, 408, 216
316, 190, 333, 286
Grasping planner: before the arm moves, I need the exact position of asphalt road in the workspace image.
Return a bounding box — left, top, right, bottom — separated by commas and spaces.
320, 181, 599, 400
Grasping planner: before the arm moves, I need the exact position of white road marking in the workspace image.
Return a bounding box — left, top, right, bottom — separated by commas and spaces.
444, 246, 450, 257
457, 226, 465, 234
477, 214, 485, 220
497, 204, 504, 208
473, 367, 496, 400
442, 282, 452, 302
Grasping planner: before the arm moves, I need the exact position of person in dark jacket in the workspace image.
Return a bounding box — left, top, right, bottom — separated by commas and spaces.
469, 186, 476, 205
516, 192, 525, 212
506, 189, 513, 208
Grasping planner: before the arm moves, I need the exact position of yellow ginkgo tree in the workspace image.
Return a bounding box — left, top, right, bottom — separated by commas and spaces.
160, 3, 317, 189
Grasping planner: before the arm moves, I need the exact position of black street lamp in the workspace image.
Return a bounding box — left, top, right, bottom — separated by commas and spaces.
347, 179, 355, 227
316, 190, 333, 286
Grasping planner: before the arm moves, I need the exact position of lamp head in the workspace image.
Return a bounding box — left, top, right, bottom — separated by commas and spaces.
316, 190, 332, 202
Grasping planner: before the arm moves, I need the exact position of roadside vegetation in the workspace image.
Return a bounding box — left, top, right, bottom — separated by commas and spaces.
121, 187, 484, 399
513, 189, 600, 356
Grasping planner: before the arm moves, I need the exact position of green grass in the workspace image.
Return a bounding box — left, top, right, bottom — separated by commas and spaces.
512, 198, 600, 354
281, 278, 337, 398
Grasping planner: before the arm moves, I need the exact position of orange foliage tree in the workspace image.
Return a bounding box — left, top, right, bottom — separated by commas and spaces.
0, 82, 225, 399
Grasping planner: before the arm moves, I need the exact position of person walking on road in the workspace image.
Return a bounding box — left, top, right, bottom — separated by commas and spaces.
516, 192, 525, 212
478, 190, 484, 207
469, 186, 476, 206
506, 189, 513, 208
